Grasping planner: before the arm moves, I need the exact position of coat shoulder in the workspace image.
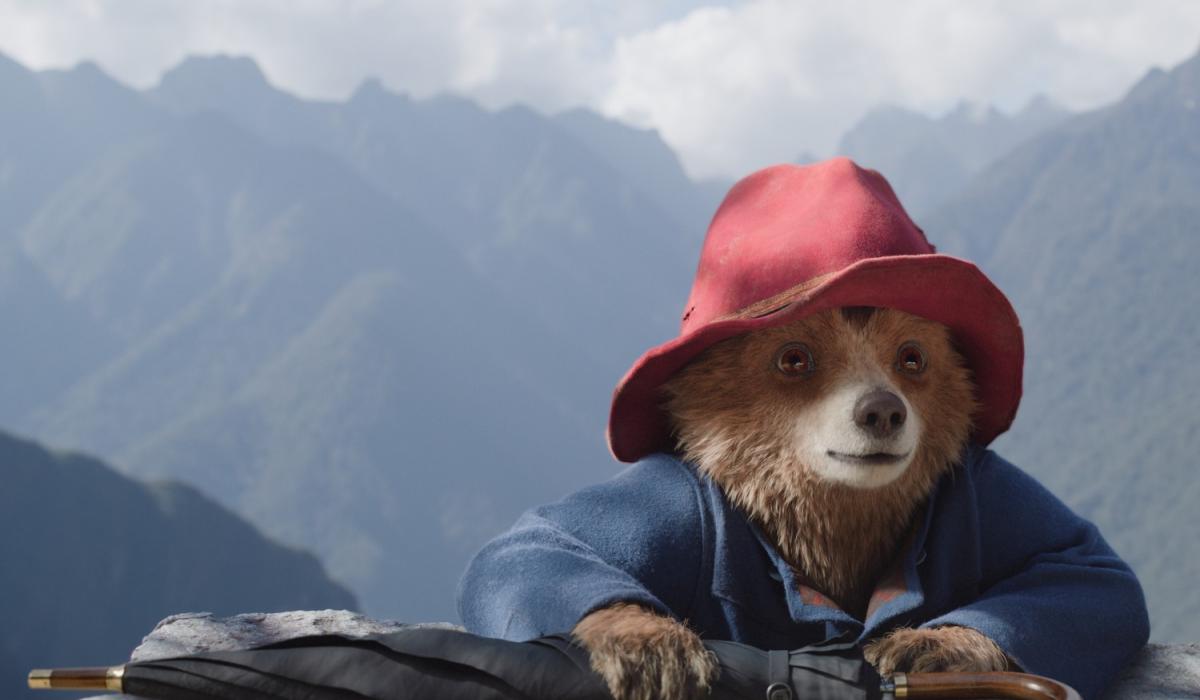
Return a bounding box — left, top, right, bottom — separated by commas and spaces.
956, 444, 1065, 508
562, 452, 709, 541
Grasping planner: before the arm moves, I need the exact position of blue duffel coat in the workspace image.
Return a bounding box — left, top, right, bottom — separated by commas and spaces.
457, 445, 1149, 699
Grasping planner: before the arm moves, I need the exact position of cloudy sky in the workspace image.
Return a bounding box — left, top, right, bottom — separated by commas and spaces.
2, 1, 1198, 179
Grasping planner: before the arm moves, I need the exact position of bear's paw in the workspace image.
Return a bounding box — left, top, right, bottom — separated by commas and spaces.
863, 625, 1012, 675
573, 602, 717, 700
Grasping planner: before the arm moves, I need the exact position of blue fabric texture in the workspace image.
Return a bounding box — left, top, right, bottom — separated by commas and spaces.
456, 445, 1149, 699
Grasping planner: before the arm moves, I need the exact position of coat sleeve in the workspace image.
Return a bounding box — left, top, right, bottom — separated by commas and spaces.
456, 454, 706, 641
922, 450, 1149, 699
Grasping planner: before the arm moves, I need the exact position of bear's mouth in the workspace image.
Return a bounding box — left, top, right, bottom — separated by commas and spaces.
825, 450, 910, 466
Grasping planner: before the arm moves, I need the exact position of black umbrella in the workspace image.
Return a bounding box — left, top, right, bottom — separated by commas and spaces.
28, 626, 1079, 699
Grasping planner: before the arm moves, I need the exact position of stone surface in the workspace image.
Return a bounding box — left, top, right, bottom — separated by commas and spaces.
128, 609, 461, 662
88, 611, 1200, 699
1103, 643, 1200, 699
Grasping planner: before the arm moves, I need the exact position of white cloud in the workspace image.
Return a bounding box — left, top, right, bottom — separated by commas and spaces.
0, 0, 1197, 179
0, 0, 691, 103
601, 1, 1200, 178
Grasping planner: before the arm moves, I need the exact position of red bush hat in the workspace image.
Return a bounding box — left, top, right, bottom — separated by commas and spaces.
607, 157, 1023, 463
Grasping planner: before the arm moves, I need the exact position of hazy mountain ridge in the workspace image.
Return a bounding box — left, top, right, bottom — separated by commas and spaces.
1, 52, 705, 621
148, 59, 700, 358
923, 49, 1200, 643
0, 428, 355, 700
550, 107, 729, 232
837, 96, 1070, 217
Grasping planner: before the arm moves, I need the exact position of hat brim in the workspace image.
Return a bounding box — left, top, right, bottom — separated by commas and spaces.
607, 254, 1023, 462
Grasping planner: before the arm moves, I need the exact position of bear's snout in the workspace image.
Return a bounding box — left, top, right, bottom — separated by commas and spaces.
853, 390, 907, 439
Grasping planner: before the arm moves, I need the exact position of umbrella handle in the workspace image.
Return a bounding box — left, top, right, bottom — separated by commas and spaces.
28, 666, 124, 692
885, 671, 1082, 700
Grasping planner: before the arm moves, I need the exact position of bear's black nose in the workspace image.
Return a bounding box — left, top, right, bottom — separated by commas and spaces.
853, 390, 907, 438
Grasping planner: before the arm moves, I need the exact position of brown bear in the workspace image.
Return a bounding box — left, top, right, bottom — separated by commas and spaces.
458, 158, 1149, 700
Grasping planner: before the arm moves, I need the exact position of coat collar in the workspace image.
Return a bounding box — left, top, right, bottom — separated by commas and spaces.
698, 448, 973, 641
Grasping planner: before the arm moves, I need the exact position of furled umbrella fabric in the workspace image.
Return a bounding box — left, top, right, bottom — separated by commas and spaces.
109, 627, 882, 699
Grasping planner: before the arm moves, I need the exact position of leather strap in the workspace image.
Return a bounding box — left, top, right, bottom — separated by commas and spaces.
765, 649, 792, 700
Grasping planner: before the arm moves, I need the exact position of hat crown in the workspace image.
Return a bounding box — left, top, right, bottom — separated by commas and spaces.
682, 158, 933, 333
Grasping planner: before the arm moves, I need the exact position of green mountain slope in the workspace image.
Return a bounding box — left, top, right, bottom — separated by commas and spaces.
924, 49, 1200, 643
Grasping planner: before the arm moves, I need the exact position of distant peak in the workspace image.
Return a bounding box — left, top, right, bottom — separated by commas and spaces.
355, 76, 386, 96
1171, 42, 1200, 83
554, 106, 623, 126
158, 54, 270, 92
1124, 65, 1171, 103
1119, 46, 1200, 106
862, 103, 921, 120
37, 58, 130, 95
72, 59, 106, 76
947, 99, 1000, 124
349, 76, 408, 104
1022, 92, 1056, 111
0, 49, 32, 78
1188, 40, 1200, 63
840, 103, 927, 137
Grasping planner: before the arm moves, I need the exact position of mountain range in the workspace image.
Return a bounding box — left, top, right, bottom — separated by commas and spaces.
1, 45, 1197, 644
0, 51, 705, 622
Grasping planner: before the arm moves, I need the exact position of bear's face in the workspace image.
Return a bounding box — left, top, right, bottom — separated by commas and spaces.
663, 307, 977, 498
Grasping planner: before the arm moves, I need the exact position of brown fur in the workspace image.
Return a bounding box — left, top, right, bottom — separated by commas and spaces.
862, 626, 1013, 673
573, 603, 717, 700
577, 308, 997, 695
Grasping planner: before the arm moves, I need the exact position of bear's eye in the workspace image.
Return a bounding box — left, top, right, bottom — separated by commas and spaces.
775, 343, 815, 376
896, 342, 927, 374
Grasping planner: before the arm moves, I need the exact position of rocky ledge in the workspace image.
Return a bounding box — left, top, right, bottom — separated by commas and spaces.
87, 610, 1199, 699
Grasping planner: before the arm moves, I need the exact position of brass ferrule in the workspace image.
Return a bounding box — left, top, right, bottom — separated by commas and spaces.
26, 669, 51, 690
26, 666, 124, 691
